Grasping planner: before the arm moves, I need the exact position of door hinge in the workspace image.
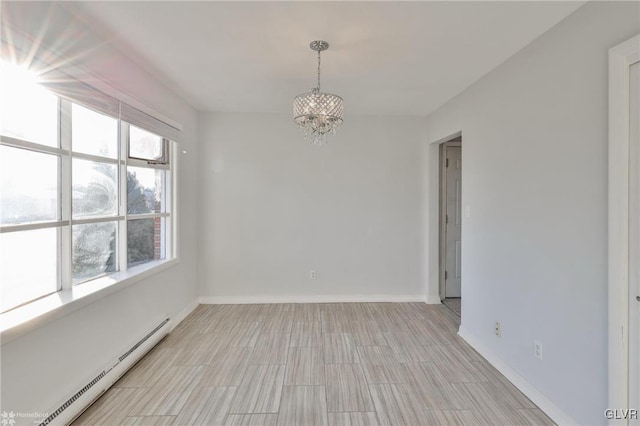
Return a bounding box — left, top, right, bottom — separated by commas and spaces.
446, 158, 449, 168
446, 214, 448, 224
445, 270, 448, 280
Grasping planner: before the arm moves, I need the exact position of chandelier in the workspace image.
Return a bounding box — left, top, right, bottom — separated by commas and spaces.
293, 40, 344, 145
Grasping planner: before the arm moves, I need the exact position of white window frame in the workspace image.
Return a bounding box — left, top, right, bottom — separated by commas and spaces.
0, 79, 180, 342
122, 122, 173, 269
67, 99, 123, 286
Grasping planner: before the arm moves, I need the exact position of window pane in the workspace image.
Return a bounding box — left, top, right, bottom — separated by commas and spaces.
72, 103, 118, 159
0, 61, 58, 147
128, 218, 165, 267
72, 159, 117, 218
0, 228, 58, 312
129, 125, 164, 161
127, 167, 165, 214
0, 146, 59, 225
73, 221, 117, 284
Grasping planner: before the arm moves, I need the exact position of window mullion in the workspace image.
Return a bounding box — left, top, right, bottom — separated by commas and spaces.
0, 221, 69, 233
0, 136, 69, 156
60, 99, 73, 291
71, 216, 125, 226
119, 120, 129, 273
169, 142, 175, 259
125, 213, 169, 220
70, 151, 120, 164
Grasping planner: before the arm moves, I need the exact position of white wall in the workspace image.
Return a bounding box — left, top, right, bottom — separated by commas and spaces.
199, 113, 427, 301
424, 2, 639, 424
0, 2, 200, 417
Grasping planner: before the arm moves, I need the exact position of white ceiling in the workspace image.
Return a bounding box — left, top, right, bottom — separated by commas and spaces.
73, 1, 584, 116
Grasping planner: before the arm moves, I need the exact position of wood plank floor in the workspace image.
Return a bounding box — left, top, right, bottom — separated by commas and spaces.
442, 299, 461, 317
73, 303, 554, 426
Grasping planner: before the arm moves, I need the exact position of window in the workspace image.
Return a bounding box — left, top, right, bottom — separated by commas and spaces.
125, 125, 170, 268
0, 60, 176, 313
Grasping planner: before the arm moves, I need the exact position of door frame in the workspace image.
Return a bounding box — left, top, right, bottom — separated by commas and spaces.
440, 140, 462, 300
608, 34, 640, 423
426, 131, 461, 305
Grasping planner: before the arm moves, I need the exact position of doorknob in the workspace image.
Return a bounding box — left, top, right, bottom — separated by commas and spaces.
637, 296, 640, 302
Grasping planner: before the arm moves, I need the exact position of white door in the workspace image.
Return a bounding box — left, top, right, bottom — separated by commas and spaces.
444, 145, 462, 298
629, 60, 639, 426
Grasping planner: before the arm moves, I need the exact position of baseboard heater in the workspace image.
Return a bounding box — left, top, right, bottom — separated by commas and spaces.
39, 318, 170, 426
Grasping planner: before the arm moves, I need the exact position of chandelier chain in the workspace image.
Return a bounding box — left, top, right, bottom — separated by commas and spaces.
317, 50, 321, 91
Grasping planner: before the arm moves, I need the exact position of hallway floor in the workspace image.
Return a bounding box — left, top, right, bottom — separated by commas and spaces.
74, 302, 554, 425
442, 298, 461, 317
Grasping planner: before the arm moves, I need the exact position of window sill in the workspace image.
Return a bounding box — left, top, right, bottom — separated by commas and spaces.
0, 258, 179, 345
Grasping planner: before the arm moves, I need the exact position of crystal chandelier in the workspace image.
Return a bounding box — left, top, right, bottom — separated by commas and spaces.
293, 40, 344, 145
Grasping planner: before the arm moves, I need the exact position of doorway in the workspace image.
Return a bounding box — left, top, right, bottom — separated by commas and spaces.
628, 58, 639, 426
608, 34, 639, 425
440, 137, 462, 316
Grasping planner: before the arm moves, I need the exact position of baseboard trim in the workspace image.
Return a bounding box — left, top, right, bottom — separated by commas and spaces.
425, 295, 442, 304
458, 326, 577, 426
169, 298, 199, 331
199, 294, 425, 304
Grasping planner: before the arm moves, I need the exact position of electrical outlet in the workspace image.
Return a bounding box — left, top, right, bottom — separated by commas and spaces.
494, 321, 501, 337
310, 270, 317, 280
534, 340, 543, 360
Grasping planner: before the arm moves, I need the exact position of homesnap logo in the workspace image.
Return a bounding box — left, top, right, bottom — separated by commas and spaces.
0, 411, 48, 425
0, 412, 16, 426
